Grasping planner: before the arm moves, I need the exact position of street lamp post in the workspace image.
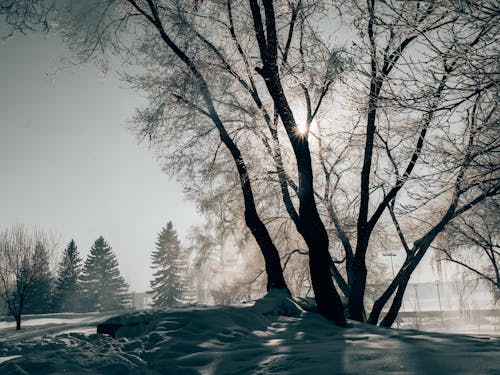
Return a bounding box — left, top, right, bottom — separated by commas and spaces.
383, 252, 396, 279
414, 284, 421, 330
436, 280, 444, 324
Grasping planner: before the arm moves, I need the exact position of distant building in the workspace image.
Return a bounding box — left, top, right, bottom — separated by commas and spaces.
131, 292, 152, 310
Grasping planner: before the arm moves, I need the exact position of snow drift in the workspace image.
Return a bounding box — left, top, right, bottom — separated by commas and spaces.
1, 290, 499, 374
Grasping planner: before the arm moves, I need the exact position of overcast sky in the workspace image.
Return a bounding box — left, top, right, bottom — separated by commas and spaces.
0, 31, 201, 292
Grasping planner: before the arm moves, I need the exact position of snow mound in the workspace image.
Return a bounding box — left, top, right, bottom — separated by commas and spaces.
97, 289, 302, 339
252, 289, 303, 317
1, 291, 499, 374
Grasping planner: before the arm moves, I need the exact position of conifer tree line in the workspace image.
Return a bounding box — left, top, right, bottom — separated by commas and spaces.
53, 236, 130, 313
1, 233, 131, 317
1, 220, 198, 330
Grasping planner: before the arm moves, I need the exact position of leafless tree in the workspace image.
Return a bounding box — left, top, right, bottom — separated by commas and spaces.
352, 0, 500, 326
0, 225, 56, 330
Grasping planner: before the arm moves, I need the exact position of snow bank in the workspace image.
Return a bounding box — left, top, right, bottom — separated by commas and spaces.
1, 290, 499, 374
0, 312, 120, 345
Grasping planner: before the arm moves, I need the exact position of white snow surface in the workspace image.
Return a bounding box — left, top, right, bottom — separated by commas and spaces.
0, 312, 120, 344
0, 290, 499, 374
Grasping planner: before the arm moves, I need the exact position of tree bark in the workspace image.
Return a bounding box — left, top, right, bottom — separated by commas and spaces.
15, 314, 21, 330
349, 233, 371, 321
299, 181, 346, 326
367, 259, 410, 325
244, 203, 288, 290
380, 275, 411, 327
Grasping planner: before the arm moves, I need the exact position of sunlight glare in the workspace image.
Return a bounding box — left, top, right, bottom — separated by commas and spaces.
296, 121, 308, 136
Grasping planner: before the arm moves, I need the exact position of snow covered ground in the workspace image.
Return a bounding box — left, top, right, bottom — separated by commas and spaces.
1, 291, 499, 374
0, 312, 121, 345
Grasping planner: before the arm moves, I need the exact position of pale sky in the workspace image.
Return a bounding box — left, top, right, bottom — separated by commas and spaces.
0, 31, 201, 292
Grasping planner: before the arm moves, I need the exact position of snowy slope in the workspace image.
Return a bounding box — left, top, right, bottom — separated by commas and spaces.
0, 312, 120, 345
1, 290, 499, 374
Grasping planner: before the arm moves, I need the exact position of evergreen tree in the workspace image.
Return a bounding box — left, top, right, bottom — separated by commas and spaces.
150, 222, 192, 307
81, 237, 130, 312
53, 240, 82, 312
24, 242, 54, 314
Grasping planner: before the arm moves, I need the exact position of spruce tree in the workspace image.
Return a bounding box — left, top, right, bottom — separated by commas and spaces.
81, 237, 130, 311
53, 240, 82, 312
150, 222, 186, 307
24, 242, 54, 314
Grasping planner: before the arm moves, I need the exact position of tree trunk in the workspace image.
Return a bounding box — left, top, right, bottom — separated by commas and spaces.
348, 259, 367, 321
378, 246, 429, 327
300, 195, 346, 326
244, 205, 288, 290
367, 257, 411, 325
250, 66, 345, 323
15, 314, 21, 330
367, 277, 399, 325
348, 232, 371, 321
349, 75, 380, 322
380, 275, 411, 327
272, 96, 346, 325
348, 0, 382, 321
330, 260, 350, 299
208, 90, 288, 292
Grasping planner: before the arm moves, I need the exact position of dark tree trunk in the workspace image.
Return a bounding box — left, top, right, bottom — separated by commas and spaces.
15, 314, 21, 330
222, 121, 287, 291
348, 258, 367, 321
330, 259, 351, 299
244, 205, 288, 290
348, 233, 371, 321
379, 223, 452, 327
378, 245, 428, 327
370, 202, 466, 327
348, 0, 383, 322
380, 275, 411, 327
349, 72, 380, 321
300, 186, 346, 326
367, 257, 411, 325
378, 194, 498, 327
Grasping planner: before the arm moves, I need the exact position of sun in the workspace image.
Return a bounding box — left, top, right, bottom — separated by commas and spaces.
292, 105, 318, 137
296, 121, 308, 136
296, 118, 318, 137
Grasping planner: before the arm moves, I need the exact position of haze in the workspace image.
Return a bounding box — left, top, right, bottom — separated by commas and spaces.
0, 31, 201, 292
